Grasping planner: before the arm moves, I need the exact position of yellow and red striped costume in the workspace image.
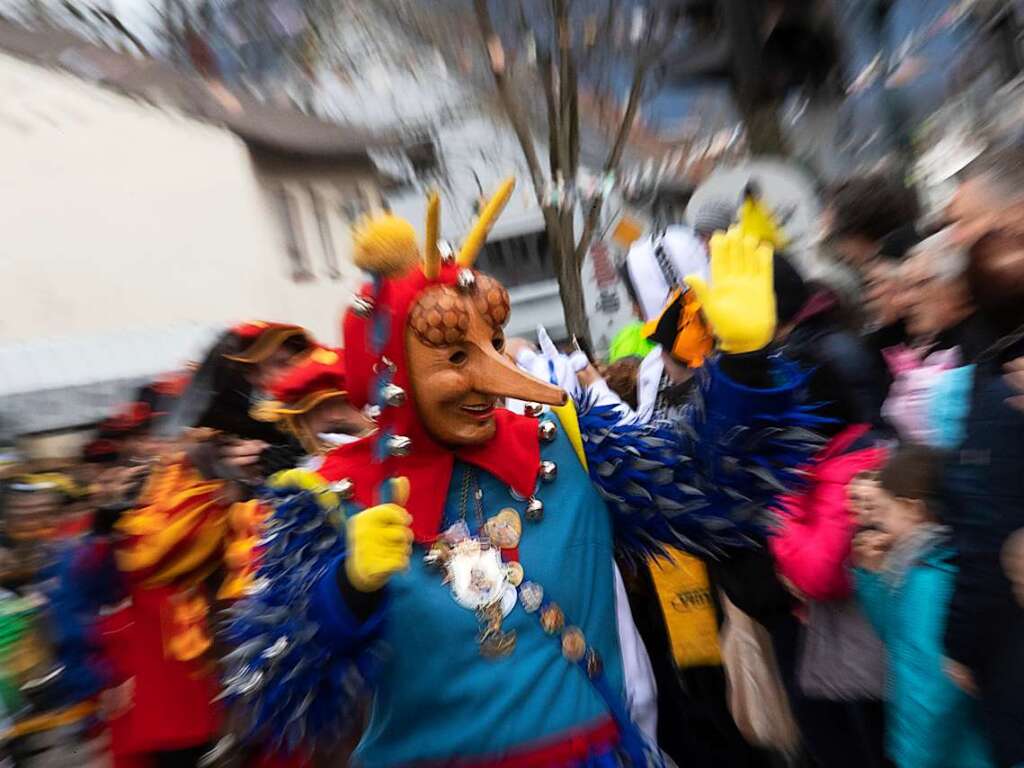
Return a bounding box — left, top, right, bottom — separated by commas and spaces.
115, 457, 266, 661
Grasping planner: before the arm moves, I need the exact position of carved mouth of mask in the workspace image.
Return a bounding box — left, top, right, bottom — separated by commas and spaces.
459, 400, 497, 420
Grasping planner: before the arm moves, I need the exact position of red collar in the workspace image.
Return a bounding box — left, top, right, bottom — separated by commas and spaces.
319, 409, 541, 542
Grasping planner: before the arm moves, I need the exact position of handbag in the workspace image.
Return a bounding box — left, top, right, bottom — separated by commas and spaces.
797, 598, 886, 701
719, 593, 801, 755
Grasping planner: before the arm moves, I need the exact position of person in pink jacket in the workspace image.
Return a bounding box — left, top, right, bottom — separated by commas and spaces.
771, 425, 887, 601
769, 424, 891, 768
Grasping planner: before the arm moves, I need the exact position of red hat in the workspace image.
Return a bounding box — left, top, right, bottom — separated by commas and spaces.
264, 347, 348, 417
320, 183, 565, 542
101, 401, 153, 435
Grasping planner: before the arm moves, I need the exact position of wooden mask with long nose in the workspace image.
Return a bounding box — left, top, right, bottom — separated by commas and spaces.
405, 270, 566, 447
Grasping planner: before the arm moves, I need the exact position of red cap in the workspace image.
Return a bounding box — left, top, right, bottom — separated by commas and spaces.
265, 347, 348, 416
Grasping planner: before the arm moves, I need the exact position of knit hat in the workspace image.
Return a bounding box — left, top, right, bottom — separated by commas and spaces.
692, 198, 736, 238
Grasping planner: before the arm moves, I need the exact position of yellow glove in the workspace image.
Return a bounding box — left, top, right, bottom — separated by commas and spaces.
685, 227, 776, 354
737, 196, 788, 249
268, 468, 340, 510
345, 477, 414, 593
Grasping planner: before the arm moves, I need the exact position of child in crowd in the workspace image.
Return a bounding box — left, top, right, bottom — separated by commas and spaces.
847, 470, 885, 531
853, 445, 994, 768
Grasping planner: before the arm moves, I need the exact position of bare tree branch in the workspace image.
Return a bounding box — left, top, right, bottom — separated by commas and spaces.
520, 0, 560, 179
553, 0, 572, 183
472, 0, 549, 206
575, 57, 647, 263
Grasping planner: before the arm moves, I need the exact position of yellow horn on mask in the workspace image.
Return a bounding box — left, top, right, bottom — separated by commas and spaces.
457, 177, 515, 267
424, 190, 441, 279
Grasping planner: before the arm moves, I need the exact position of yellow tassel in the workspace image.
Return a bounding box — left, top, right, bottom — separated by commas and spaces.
457, 177, 515, 267
352, 214, 421, 276
424, 191, 441, 279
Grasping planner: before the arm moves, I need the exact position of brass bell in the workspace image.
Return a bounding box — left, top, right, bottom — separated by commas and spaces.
330, 478, 355, 500
538, 420, 557, 443
351, 295, 374, 318
381, 383, 407, 408
523, 402, 544, 418
539, 460, 557, 483
525, 497, 544, 522
456, 269, 476, 291
386, 435, 412, 457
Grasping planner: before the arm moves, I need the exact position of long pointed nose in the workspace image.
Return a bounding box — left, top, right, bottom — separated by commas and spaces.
468, 342, 567, 407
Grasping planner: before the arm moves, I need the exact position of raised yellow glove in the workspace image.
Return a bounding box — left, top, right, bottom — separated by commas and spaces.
737, 196, 788, 249
685, 227, 776, 354
345, 477, 413, 593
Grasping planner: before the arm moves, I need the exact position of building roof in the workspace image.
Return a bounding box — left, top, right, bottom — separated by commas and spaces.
0, 19, 406, 161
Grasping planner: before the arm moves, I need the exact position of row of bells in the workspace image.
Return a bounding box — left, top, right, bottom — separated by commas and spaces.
328, 404, 559, 515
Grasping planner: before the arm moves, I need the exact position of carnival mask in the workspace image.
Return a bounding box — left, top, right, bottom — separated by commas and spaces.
344, 180, 566, 454
406, 270, 565, 446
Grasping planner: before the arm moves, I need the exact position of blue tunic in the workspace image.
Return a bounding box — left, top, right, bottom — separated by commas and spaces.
222, 359, 822, 761
312, 418, 624, 766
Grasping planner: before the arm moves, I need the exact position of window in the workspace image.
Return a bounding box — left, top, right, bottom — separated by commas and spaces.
310, 188, 340, 279
475, 230, 554, 288
272, 186, 312, 281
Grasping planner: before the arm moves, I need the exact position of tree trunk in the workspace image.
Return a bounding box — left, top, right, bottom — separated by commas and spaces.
551, 220, 591, 349
740, 98, 788, 156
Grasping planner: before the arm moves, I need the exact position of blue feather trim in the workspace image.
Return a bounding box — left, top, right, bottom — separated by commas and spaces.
219, 488, 379, 754
577, 358, 826, 561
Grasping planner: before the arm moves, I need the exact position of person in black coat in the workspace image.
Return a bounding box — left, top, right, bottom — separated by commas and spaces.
938, 227, 1024, 768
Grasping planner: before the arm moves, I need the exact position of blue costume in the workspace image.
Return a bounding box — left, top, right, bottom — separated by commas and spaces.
220, 200, 821, 766
222, 362, 818, 766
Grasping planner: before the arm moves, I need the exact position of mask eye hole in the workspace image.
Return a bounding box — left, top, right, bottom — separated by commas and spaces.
448, 349, 468, 366
492, 334, 505, 353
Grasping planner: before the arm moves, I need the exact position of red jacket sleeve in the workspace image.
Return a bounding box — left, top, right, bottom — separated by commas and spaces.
770, 442, 886, 602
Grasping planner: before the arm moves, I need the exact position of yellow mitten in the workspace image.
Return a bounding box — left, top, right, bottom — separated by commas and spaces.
345, 477, 413, 592
685, 227, 776, 354
737, 196, 787, 249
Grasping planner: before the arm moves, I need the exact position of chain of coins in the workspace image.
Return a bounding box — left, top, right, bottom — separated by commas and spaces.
422, 417, 607, 678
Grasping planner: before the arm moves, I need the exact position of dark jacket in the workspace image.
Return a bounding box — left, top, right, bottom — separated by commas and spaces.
940, 329, 1024, 668
788, 316, 888, 428
940, 328, 1024, 767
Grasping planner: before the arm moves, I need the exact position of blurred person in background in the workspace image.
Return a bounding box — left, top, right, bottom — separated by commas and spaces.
822, 173, 922, 270
607, 199, 733, 368
853, 445, 994, 768
253, 346, 374, 459
620, 220, 786, 765
0, 473, 105, 765
947, 148, 1024, 249
767, 255, 890, 768
936, 216, 1024, 768
774, 255, 889, 426
620, 218, 711, 423
1002, 529, 1024, 609
880, 230, 984, 448
822, 173, 921, 389
50, 322, 314, 768
701, 251, 888, 768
